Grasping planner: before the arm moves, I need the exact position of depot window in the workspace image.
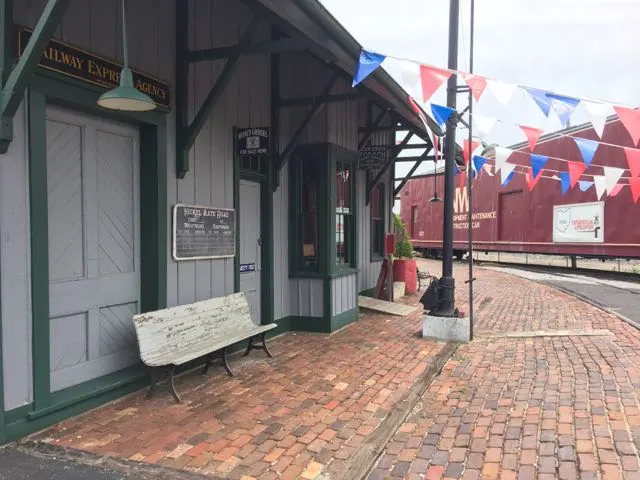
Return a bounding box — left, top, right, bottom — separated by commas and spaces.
335, 161, 355, 268
371, 183, 385, 260
291, 155, 322, 273
290, 144, 358, 277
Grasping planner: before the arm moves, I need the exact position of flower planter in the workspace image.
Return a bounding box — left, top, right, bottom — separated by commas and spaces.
393, 258, 417, 294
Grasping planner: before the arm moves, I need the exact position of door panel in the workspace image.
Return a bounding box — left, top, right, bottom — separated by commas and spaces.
46, 107, 140, 392
47, 120, 85, 282
239, 180, 262, 325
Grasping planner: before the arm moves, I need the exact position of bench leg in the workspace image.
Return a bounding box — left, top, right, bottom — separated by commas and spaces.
146, 366, 183, 404
168, 365, 183, 403
201, 348, 234, 377
244, 332, 273, 358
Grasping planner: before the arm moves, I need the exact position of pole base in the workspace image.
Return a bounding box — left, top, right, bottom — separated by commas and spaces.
428, 275, 456, 317
422, 313, 470, 343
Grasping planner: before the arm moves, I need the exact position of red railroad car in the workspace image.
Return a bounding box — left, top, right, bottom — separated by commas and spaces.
399, 117, 640, 259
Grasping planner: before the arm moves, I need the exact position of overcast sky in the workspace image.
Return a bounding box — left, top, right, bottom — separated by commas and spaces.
320, 0, 640, 182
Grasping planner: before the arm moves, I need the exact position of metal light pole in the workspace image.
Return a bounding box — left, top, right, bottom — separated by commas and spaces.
465, 0, 476, 341
434, 0, 461, 317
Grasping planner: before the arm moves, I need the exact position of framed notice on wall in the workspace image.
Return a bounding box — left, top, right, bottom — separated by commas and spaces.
552, 201, 604, 243
172, 204, 236, 260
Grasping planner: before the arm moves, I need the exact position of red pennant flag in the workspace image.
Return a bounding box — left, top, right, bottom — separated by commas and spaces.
567, 161, 587, 188
609, 183, 623, 196
463, 139, 481, 164
420, 65, 453, 103
462, 73, 488, 102
519, 125, 544, 152
630, 178, 640, 203
614, 106, 640, 146
525, 167, 541, 191
624, 147, 640, 178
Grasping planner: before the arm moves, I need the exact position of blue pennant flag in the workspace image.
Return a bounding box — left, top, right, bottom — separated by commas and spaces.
530, 154, 549, 179
352, 50, 386, 87
473, 155, 487, 178
431, 104, 456, 128
502, 171, 516, 187
525, 87, 553, 117
574, 137, 599, 168
560, 171, 571, 195
546, 93, 580, 127
578, 180, 594, 192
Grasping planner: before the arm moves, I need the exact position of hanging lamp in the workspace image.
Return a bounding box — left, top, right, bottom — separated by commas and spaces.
97, 0, 156, 111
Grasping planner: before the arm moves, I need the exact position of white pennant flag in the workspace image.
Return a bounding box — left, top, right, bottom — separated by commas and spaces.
583, 101, 612, 139
500, 162, 517, 185
400, 65, 422, 99
483, 163, 494, 176
494, 146, 512, 173
604, 166, 624, 193
593, 175, 607, 200
473, 114, 498, 139
487, 79, 518, 104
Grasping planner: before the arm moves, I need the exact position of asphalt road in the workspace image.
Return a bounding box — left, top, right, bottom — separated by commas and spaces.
0, 446, 210, 480
484, 266, 640, 327
0, 448, 130, 480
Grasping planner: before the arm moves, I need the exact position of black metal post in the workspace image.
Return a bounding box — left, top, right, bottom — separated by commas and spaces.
434, 0, 460, 317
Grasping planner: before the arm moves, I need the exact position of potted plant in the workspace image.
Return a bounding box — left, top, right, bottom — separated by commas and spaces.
392, 214, 417, 294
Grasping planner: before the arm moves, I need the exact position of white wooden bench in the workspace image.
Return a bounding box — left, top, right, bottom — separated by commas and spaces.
132, 292, 277, 402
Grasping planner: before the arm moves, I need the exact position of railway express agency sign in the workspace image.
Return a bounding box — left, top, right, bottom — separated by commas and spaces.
553, 202, 604, 243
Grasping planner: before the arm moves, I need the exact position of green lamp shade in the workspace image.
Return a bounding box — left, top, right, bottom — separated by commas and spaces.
97, 67, 156, 111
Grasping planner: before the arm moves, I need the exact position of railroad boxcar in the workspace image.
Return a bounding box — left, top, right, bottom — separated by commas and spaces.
399, 116, 640, 259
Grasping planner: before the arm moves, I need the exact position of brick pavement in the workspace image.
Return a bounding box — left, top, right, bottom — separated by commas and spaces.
370, 260, 640, 480
30, 298, 447, 479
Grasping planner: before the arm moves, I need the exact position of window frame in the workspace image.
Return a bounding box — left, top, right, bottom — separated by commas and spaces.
289, 144, 358, 278
334, 159, 356, 271
370, 182, 385, 261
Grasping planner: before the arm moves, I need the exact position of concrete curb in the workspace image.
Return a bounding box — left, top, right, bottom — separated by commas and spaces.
478, 265, 640, 332
337, 341, 459, 480
12, 441, 219, 480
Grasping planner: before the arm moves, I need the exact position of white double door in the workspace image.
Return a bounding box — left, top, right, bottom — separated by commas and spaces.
46, 107, 140, 392
239, 180, 262, 325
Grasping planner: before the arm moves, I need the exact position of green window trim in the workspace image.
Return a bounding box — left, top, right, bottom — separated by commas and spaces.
334, 154, 357, 272
289, 143, 358, 278
370, 182, 385, 262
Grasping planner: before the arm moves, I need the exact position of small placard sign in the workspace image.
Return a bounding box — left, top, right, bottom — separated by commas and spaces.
358, 145, 387, 170
237, 127, 270, 156
173, 204, 236, 260
240, 263, 256, 273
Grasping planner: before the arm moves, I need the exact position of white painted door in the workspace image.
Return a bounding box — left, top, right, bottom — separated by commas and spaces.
239, 180, 262, 325
46, 107, 140, 392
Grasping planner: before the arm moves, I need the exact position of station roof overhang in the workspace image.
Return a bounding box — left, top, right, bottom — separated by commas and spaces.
246, 0, 443, 141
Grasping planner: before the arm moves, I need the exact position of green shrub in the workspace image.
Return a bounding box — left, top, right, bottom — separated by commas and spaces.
393, 213, 413, 259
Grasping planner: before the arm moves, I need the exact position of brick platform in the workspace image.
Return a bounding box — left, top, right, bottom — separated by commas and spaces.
31, 297, 447, 479
370, 260, 640, 480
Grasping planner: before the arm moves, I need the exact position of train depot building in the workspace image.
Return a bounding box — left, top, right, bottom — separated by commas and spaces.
0, 0, 441, 441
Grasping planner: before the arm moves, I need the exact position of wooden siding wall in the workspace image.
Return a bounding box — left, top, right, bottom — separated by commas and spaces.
0, 103, 31, 410
332, 275, 357, 316
273, 162, 291, 320
357, 103, 393, 293
6, 0, 174, 412
166, 1, 272, 308
326, 77, 358, 150
277, 52, 329, 319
